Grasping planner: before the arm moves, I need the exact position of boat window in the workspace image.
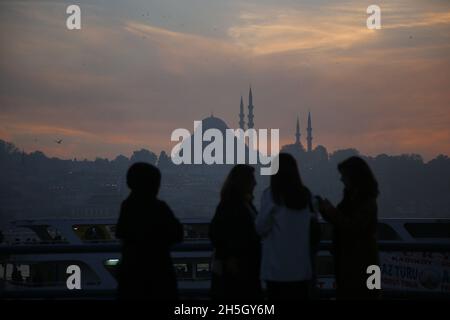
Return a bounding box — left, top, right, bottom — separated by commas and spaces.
174, 262, 193, 279
3, 227, 40, 245
73, 224, 116, 242
195, 262, 210, 279
45, 226, 68, 243
4, 261, 100, 287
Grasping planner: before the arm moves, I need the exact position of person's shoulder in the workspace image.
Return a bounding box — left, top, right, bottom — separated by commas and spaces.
358, 196, 377, 209
216, 200, 244, 217
155, 199, 172, 212
215, 201, 226, 212
119, 196, 132, 211
217, 198, 240, 209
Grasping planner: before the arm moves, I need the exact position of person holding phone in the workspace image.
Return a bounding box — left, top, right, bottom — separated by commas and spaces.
317, 156, 380, 300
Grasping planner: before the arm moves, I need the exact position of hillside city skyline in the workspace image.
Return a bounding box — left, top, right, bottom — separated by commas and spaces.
3, 88, 448, 163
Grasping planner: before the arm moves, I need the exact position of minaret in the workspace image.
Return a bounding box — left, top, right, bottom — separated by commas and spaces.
247, 86, 254, 129
307, 111, 313, 152
239, 96, 245, 129
295, 115, 301, 145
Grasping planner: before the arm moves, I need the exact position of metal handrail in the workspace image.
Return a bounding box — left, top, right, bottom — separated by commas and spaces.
1, 240, 450, 255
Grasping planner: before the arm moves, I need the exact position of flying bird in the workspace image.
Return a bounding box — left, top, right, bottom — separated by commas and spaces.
55, 139, 63, 144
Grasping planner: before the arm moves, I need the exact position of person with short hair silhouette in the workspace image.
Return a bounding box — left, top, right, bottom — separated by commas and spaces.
116, 162, 183, 300
255, 153, 320, 300
209, 165, 262, 300
317, 156, 380, 300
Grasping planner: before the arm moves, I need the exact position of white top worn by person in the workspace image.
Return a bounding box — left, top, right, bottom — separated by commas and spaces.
255, 187, 315, 282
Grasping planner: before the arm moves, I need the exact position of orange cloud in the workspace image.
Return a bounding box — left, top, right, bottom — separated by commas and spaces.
227, 9, 374, 56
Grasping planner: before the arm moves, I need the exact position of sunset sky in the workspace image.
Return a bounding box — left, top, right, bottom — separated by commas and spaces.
1, 0, 449, 161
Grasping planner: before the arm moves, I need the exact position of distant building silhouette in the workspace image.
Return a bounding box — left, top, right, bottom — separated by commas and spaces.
295, 115, 301, 146
247, 87, 254, 129
179, 114, 254, 166
233, 89, 324, 168
307, 111, 313, 153
239, 96, 245, 130
281, 111, 329, 169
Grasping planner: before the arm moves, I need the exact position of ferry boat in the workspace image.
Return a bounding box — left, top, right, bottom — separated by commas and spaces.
0, 218, 449, 299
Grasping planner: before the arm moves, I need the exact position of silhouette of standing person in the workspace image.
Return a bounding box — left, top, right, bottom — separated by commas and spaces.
209, 165, 262, 300
116, 163, 183, 300
255, 153, 320, 300
317, 156, 380, 300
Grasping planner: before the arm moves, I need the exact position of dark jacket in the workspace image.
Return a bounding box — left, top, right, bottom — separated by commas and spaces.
209, 200, 262, 300
116, 193, 183, 299
327, 195, 380, 299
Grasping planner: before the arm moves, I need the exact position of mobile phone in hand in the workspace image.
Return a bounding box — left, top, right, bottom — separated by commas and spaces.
313, 195, 323, 212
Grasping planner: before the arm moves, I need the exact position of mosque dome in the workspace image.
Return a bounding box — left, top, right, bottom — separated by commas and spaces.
201, 115, 229, 133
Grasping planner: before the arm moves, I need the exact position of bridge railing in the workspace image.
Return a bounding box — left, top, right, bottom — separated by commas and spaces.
2, 240, 450, 254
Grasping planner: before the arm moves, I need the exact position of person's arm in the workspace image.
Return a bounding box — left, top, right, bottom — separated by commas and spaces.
318, 199, 338, 224
320, 198, 376, 232
255, 189, 276, 237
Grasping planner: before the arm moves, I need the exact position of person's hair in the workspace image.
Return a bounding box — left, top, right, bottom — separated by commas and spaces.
126, 162, 161, 197
220, 164, 255, 204
270, 153, 312, 210
338, 156, 379, 200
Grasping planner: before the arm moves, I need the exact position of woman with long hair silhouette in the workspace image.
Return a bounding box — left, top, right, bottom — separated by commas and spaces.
209, 164, 262, 300
256, 153, 320, 300
317, 156, 380, 299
